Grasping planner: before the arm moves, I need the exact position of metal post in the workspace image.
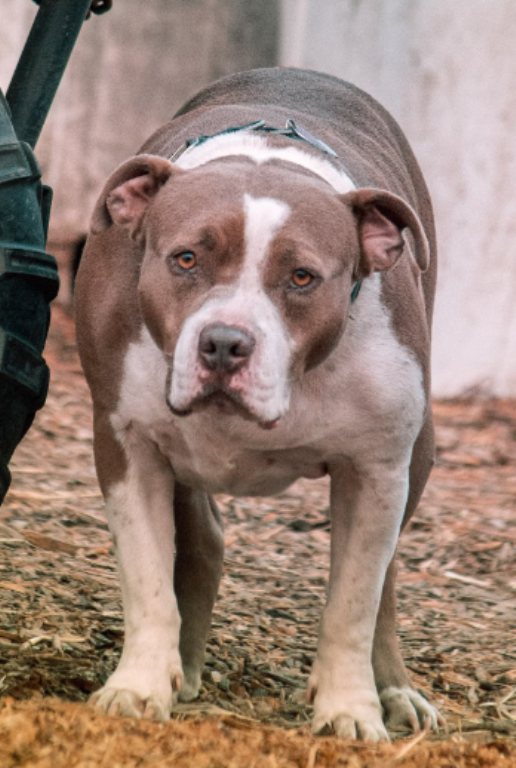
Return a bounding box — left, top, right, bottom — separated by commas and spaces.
6, 0, 92, 148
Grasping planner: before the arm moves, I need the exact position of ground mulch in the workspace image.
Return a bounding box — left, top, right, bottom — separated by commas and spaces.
0, 305, 515, 766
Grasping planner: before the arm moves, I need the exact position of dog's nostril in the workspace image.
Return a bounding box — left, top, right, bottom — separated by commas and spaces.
230, 342, 247, 358
198, 324, 255, 371
203, 340, 217, 355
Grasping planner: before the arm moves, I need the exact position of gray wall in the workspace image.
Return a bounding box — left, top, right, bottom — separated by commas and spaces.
281, 0, 516, 397
1, 0, 278, 239
4, 1, 515, 397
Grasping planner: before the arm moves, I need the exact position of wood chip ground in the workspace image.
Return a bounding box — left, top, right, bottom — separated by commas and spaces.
1, 306, 515, 767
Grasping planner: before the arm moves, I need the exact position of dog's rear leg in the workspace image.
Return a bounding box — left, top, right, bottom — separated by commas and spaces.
173, 484, 224, 701
373, 412, 443, 731
373, 556, 438, 730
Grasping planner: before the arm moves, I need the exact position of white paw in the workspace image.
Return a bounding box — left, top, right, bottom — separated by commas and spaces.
308, 674, 389, 742
90, 666, 183, 722
380, 686, 444, 733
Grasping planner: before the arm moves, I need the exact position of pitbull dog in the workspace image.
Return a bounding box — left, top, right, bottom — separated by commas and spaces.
75, 67, 442, 741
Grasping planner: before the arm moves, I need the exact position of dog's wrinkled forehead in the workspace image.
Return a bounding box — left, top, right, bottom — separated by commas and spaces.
147, 163, 300, 283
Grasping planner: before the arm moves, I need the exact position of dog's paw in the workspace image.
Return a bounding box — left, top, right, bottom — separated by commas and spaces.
178, 666, 202, 702
89, 667, 183, 722
308, 676, 389, 742
380, 686, 444, 733
89, 687, 172, 721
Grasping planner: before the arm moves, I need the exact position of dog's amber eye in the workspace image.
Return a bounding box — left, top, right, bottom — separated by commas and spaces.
177, 252, 196, 270
292, 269, 313, 287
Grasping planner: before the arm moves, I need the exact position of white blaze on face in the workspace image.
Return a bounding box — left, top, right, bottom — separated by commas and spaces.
169, 194, 294, 423
240, 193, 290, 287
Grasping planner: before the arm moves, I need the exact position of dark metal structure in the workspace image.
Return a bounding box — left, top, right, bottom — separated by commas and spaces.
0, 0, 111, 504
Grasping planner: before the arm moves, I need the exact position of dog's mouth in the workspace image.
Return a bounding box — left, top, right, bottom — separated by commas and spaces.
167, 383, 280, 430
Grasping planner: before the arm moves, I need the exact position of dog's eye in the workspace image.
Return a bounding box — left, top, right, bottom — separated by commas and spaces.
176, 252, 196, 270
291, 269, 314, 288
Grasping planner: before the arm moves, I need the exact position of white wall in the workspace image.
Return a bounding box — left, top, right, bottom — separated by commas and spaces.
281, 0, 516, 397
4, 2, 515, 396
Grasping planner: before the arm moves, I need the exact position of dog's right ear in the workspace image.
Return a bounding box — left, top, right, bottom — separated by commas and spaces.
91, 154, 183, 236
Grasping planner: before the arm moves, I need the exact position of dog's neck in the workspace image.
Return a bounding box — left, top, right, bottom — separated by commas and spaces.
171, 123, 356, 195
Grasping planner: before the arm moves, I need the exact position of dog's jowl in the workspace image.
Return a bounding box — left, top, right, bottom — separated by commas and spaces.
75, 68, 442, 741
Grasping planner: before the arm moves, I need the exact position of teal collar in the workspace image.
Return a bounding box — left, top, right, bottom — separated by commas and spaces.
172, 118, 339, 161
350, 279, 362, 303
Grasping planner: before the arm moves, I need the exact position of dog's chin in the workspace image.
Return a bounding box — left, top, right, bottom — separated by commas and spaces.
167, 386, 280, 430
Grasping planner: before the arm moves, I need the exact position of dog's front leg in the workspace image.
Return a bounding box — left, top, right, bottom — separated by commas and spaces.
89, 419, 182, 721
308, 457, 410, 741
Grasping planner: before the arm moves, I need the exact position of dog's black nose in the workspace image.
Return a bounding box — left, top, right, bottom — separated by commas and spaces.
198, 324, 255, 372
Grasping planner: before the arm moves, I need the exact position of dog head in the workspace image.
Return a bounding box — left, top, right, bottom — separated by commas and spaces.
92, 153, 429, 427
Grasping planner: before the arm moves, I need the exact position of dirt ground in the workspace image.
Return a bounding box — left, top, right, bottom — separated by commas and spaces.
1, 305, 516, 767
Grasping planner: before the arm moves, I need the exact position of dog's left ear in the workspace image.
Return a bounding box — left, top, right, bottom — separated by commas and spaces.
340, 188, 430, 276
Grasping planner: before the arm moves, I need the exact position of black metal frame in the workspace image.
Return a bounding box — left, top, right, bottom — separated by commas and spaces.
0, 0, 109, 503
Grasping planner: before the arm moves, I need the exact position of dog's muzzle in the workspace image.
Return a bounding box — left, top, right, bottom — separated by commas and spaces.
168, 306, 291, 428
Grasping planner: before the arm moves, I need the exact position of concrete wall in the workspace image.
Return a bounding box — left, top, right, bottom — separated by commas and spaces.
281, 0, 516, 397
3, 2, 515, 396
1, 0, 278, 240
